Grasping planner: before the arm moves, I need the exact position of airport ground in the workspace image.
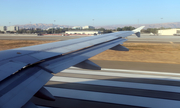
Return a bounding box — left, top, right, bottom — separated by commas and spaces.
0, 35, 180, 108
0, 34, 180, 43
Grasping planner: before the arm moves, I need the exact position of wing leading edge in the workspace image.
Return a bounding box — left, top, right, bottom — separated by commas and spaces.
0, 26, 144, 108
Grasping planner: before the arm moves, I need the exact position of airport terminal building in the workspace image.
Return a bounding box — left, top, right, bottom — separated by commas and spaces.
0, 26, 6, 31
72, 26, 82, 29
82, 26, 95, 29
0, 26, 19, 32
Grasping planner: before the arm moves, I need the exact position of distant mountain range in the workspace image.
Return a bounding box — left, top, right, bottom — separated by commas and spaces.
15, 22, 180, 29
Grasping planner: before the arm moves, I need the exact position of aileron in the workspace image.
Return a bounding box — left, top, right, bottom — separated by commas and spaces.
0, 61, 26, 82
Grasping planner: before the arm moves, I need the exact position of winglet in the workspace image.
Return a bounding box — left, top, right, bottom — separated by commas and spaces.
133, 26, 145, 33
132, 26, 145, 37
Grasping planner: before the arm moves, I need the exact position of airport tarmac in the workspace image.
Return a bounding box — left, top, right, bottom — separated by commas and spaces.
32, 60, 180, 108
0, 35, 180, 43
127, 35, 180, 43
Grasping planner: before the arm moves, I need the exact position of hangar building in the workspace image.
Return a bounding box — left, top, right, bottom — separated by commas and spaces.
158, 29, 180, 35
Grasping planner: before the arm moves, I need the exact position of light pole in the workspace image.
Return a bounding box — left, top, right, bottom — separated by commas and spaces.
161, 18, 163, 28
52, 24, 53, 34
54, 20, 56, 34
92, 19, 94, 30
8, 22, 11, 33
161, 18, 163, 35
29, 22, 31, 34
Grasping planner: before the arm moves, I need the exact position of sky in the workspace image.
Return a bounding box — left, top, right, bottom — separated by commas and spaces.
0, 0, 180, 26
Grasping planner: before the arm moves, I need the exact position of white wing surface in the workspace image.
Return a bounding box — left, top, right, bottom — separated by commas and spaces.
0, 26, 144, 108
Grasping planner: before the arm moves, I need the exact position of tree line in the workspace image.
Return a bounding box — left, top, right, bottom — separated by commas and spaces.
15, 28, 70, 34
15, 28, 114, 34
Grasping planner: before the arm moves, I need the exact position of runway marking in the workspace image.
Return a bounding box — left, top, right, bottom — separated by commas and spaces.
70, 67, 180, 76
45, 87, 180, 108
50, 76, 180, 93
102, 68, 180, 76
170, 41, 173, 44
62, 69, 180, 81
37, 106, 51, 108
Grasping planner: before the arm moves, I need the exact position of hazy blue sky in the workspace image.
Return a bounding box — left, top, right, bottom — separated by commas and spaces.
0, 0, 180, 26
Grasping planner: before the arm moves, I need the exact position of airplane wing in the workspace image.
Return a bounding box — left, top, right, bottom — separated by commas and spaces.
0, 26, 144, 108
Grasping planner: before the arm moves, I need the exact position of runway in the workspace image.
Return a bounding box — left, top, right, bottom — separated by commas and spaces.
32, 60, 180, 108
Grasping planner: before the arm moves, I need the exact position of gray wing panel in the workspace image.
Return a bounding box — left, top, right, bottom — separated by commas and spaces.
30, 36, 118, 60
40, 39, 126, 74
